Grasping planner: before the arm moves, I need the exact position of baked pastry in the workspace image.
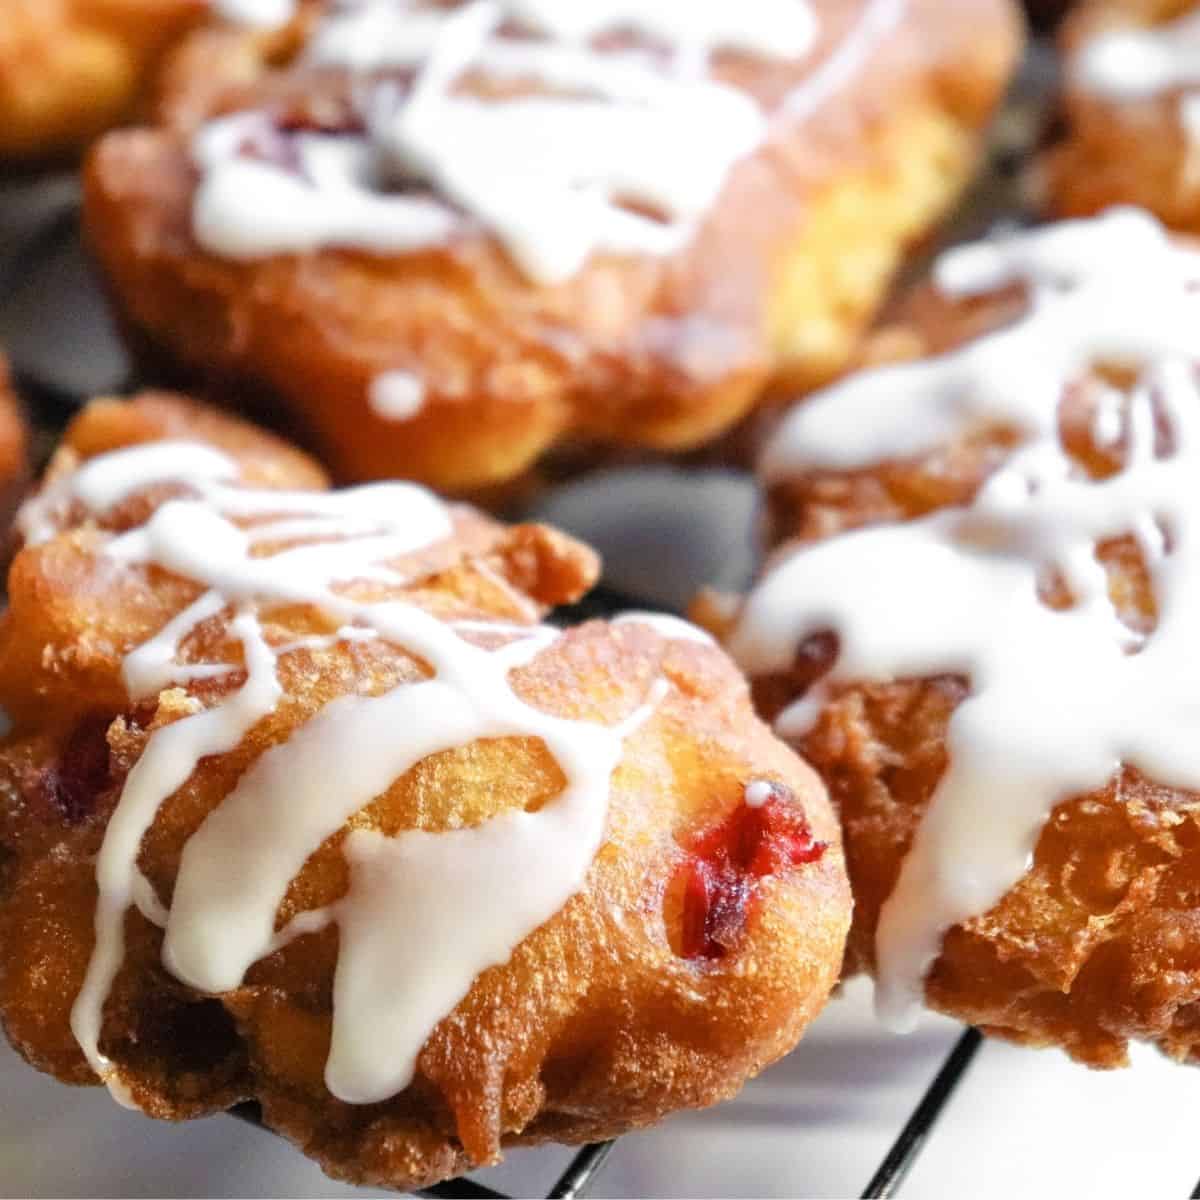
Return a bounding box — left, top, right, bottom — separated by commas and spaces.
0, 393, 849, 1191
702, 208, 1200, 1067
0, 1, 291, 160
83, 0, 1023, 494
1046, 1, 1200, 231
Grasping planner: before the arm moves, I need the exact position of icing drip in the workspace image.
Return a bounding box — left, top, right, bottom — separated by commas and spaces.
190, 0, 898, 284
369, 369, 426, 421
734, 209, 1200, 1029
760, 209, 1200, 480
193, 0, 791, 282
743, 779, 778, 809
1075, 9, 1200, 140
27, 441, 661, 1105
210, 0, 296, 27
308, 0, 818, 68
782, 0, 904, 122
1076, 10, 1200, 103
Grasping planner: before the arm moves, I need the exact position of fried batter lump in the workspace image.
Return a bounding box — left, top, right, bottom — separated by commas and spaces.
0, 393, 849, 1192
702, 209, 1200, 1068
1045, 1, 1200, 232
0, 0, 217, 159
82, 0, 1022, 494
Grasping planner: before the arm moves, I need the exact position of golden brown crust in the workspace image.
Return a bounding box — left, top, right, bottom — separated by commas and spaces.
1045, 0, 1200, 231
0, 394, 850, 1190
703, 269, 1200, 1069
0, 0, 208, 159
83, 0, 1022, 493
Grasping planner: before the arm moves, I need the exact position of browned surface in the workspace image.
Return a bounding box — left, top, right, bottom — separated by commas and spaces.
0, 394, 850, 1191
703, 269, 1200, 1068
0, 0, 208, 159
82, 0, 1023, 493
1046, 0, 1200, 231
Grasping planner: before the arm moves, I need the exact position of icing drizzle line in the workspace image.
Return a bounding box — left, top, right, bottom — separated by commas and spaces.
20, 441, 667, 1106
1074, 8, 1200, 138
191, 0, 901, 285
210, 0, 296, 26
733, 208, 1200, 1029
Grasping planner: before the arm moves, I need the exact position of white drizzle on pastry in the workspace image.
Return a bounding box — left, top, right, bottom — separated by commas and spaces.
369, 369, 426, 421
731, 208, 1200, 1030
21, 444, 666, 1107
1075, 8, 1200, 136
211, 0, 297, 27
190, 0, 901, 284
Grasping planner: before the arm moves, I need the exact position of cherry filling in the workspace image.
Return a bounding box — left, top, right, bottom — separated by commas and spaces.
676, 786, 825, 961
43, 715, 114, 826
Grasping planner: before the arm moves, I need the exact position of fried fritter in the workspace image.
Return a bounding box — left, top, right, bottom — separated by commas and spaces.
703, 210, 1200, 1067
82, 0, 1022, 494
0, 0, 212, 159
0, 393, 849, 1191
1046, 1, 1200, 232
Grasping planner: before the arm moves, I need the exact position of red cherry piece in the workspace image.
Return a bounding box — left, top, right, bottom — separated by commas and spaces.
676, 789, 825, 961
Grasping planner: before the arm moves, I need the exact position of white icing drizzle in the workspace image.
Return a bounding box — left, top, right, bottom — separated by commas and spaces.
24, 441, 662, 1106
760, 209, 1200, 481
743, 779, 777, 809
369, 369, 427, 421
210, 0, 297, 27
1076, 9, 1200, 103
307, 0, 818, 69
189, 0, 900, 285
781, 0, 904, 122
735, 209, 1200, 1030
17, 442, 238, 546
1075, 8, 1200, 143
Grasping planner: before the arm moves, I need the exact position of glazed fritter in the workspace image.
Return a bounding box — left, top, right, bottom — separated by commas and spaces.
704, 209, 1200, 1067
0, 0, 212, 159
83, 0, 1022, 493
0, 393, 849, 1192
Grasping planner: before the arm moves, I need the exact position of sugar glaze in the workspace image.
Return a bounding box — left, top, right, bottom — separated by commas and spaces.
192, 0, 902, 284
1075, 8, 1200, 139
734, 209, 1200, 1028
369, 369, 426, 421
23, 442, 667, 1106
211, 0, 297, 26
